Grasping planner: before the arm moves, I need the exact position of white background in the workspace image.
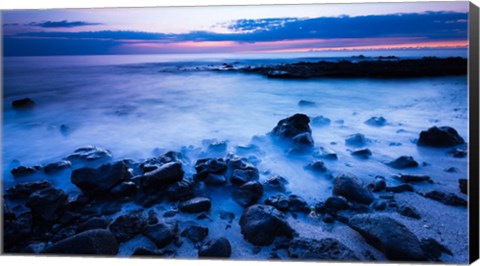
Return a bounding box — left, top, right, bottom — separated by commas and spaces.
0, 0, 479, 266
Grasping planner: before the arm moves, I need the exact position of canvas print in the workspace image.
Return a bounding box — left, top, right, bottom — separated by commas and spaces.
1, 1, 474, 263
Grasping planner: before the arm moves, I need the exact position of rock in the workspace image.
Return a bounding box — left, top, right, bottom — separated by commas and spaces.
351, 148, 372, 159
393, 174, 431, 183
12, 98, 35, 109
459, 179, 467, 194
265, 194, 290, 211
324, 196, 350, 212
345, 133, 368, 147
298, 100, 316, 107
417, 126, 465, 147
370, 199, 387, 211
304, 160, 327, 173
292, 132, 315, 150
77, 217, 111, 233
368, 176, 386, 192
288, 195, 310, 213
181, 225, 208, 243
179, 197, 211, 213
239, 204, 295, 246
424, 190, 467, 206
67, 146, 112, 162
365, 116, 387, 127
271, 114, 311, 139
420, 238, 452, 260
198, 237, 232, 258
111, 181, 138, 197
385, 184, 414, 193
311, 116, 331, 127
42, 229, 119, 255
3, 203, 15, 221
204, 174, 227, 186
228, 159, 259, 185
11, 166, 40, 177
348, 214, 426, 261
166, 179, 194, 201
263, 175, 289, 192
71, 162, 131, 195
5, 180, 52, 200
140, 151, 184, 173
288, 237, 358, 260
397, 204, 421, 219
52, 226, 77, 243
22, 242, 48, 254
132, 247, 165, 256
4, 213, 32, 248
448, 148, 467, 158
194, 158, 227, 180
333, 173, 374, 204
43, 160, 72, 174
322, 214, 335, 223
313, 147, 338, 160
143, 222, 177, 248
139, 161, 184, 189
233, 181, 263, 207
26, 187, 68, 222
386, 156, 418, 169
109, 212, 147, 242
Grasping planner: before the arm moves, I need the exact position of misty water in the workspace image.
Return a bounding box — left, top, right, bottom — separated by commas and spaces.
2, 52, 469, 261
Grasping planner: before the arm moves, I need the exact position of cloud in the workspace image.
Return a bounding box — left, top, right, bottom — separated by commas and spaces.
3, 20, 102, 28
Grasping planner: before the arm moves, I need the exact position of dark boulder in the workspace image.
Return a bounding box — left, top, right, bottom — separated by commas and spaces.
459, 179, 467, 194
393, 174, 431, 183
204, 174, 227, 186
271, 113, 311, 139
140, 151, 184, 173
368, 176, 386, 192
417, 126, 465, 147
263, 175, 289, 192
198, 237, 232, 258
166, 179, 194, 201
324, 196, 349, 212
287, 195, 310, 213
333, 173, 374, 204
420, 238, 452, 260
370, 199, 387, 211
77, 217, 111, 233
239, 204, 295, 246
5, 180, 52, 200
4, 213, 32, 248
385, 184, 414, 193
313, 147, 338, 160
43, 160, 72, 174
365, 116, 387, 127
71, 162, 131, 195
424, 190, 467, 207
311, 115, 331, 127
42, 229, 119, 255
181, 225, 208, 243
265, 194, 290, 211
386, 156, 418, 169
345, 133, 368, 147
67, 146, 112, 162
397, 204, 421, 219
351, 148, 372, 159
11, 166, 40, 177
292, 132, 315, 150
138, 161, 184, 189
348, 214, 426, 261
111, 181, 138, 198
26, 187, 68, 222
304, 160, 327, 173
12, 98, 35, 110
232, 181, 263, 207
132, 247, 165, 256
143, 222, 178, 248
109, 212, 147, 242
448, 148, 467, 158
194, 158, 227, 180
288, 237, 358, 260
231, 168, 260, 185
179, 197, 211, 213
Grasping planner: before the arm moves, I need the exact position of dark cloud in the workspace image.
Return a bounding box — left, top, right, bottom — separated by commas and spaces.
3, 20, 102, 28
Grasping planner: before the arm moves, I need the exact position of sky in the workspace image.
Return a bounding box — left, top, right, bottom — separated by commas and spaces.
1, 1, 470, 56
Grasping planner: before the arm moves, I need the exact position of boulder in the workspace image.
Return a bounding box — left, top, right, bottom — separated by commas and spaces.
348, 214, 426, 261
291, 132, 315, 150
11, 166, 40, 177
71, 162, 131, 195
313, 147, 338, 160
143, 222, 177, 248
385, 184, 414, 193
287, 195, 310, 213
424, 190, 467, 207
324, 196, 350, 212
26, 187, 68, 222
110, 181, 138, 198
351, 148, 372, 159
239, 204, 295, 246
5, 180, 52, 200
386, 156, 418, 169
333, 173, 374, 204
311, 115, 331, 127
132, 247, 165, 256
139, 161, 184, 189
12, 98, 35, 109
232, 181, 264, 207
265, 194, 290, 211
345, 133, 368, 147
77, 217, 111, 233
67, 146, 112, 162
288, 237, 358, 260
420, 238, 452, 260
194, 158, 227, 180
43, 160, 72, 174
109, 212, 147, 242
304, 160, 327, 173
166, 179, 194, 201
42, 229, 119, 255
393, 174, 431, 183
448, 148, 467, 158
263, 175, 289, 192
179, 197, 211, 213
417, 126, 465, 147
397, 204, 421, 219
198, 237, 232, 258
365, 116, 387, 127
204, 174, 227, 186
368, 176, 386, 192
181, 225, 208, 243
3, 213, 32, 248
271, 113, 311, 139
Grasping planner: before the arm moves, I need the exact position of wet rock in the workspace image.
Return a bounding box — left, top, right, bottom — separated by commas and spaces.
368, 176, 386, 192
77, 217, 111, 233
111, 181, 138, 198
233, 181, 264, 207
5, 180, 52, 200
12, 98, 35, 109
348, 214, 426, 261
370, 199, 387, 211
52, 226, 77, 243
365, 116, 387, 127
204, 174, 227, 186
67, 146, 112, 162
424, 190, 467, 206
385, 184, 414, 193
166, 179, 194, 201
230, 166, 259, 185
393, 174, 431, 183
420, 238, 452, 260
386, 156, 418, 169
3, 203, 15, 221
397, 204, 421, 219
291, 132, 315, 150
109, 212, 147, 242
324, 196, 350, 212
4, 213, 32, 249
71, 162, 131, 195
263, 175, 289, 192
287, 195, 310, 213
345, 133, 368, 147
181, 225, 208, 243
11, 166, 40, 177
179, 197, 211, 213
304, 160, 327, 173
239, 204, 295, 246
265, 194, 290, 211
448, 148, 467, 158
271, 114, 311, 139
140, 151, 184, 173
132, 247, 165, 256
459, 179, 467, 194
163, 210, 177, 218
26, 187, 68, 222
147, 210, 159, 225
194, 158, 227, 180
322, 214, 335, 223
42, 229, 119, 255
288, 237, 358, 260
351, 148, 372, 159
198, 237, 232, 258
143, 222, 178, 248
417, 126, 465, 147
138, 161, 184, 190
298, 100, 316, 107
333, 173, 374, 204
43, 160, 72, 174
311, 115, 331, 127
313, 147, 338, 160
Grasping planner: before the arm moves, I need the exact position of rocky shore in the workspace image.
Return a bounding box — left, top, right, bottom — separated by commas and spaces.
2, 113, 468, 262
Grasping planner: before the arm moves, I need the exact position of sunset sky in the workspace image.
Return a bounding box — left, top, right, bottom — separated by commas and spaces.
2, 1, 470, 56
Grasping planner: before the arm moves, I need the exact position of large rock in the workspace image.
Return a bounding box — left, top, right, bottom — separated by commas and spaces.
26, 187, 68, 222
140, 151, 184, 173
198, 237, 232, 258
67, 146, 112, 162
179, 197, 211, 213
348, 214, 426, 261
351, 148, 372, 159
239, 204, 295, 246
43, 160, 72, 174
345, 133, 368, 147
417, 126, 465, 147
288, 237, 358, 260
424, 190, 467, 206
166, 179, 194, 201
364, 116, 387, 127
109, 212, 147, 242
143, 222, 177, 248
110, 181, 138, 198
263, 175, 289, 192
194, 158, 227, 180
4, 213, 32, 249
181, 225, 209, 243
12, 98, 35, 110
386, 156, 418, 169
227, 157, 259, 185
11, 166, 40, 177
71, 162, 131, 194
77, 217, 111, 233
271, 114, 314, 151
393, 174, 431, 183
5, 180, 52, 200
42, 229, 119, 255
232, 181, 263, 207
332, 173, 374, 204
138, 161, 184, 189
